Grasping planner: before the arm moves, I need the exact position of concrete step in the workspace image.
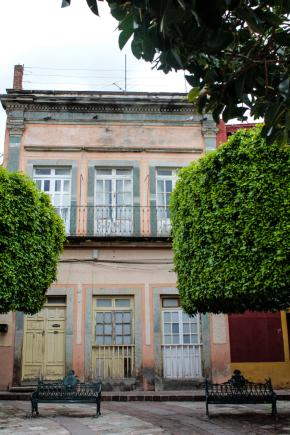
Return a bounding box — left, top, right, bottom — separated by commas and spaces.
9, 386, 35, 393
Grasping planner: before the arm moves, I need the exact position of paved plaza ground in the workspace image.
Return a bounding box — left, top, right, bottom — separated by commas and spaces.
1, 400, 290, 434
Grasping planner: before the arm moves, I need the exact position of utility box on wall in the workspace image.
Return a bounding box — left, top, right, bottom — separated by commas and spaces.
0, 324, 8, 333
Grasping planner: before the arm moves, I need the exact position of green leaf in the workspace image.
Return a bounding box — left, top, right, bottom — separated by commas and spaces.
188, 87, 200, 102
236, 6, 265, 34
273, 31, 290, 45
131, 37, 142, 59
86, 0, 99, 16
110, 5, 127, 21
207, 29, 233, 50
185, 74, 201, 87
177, 0, 186, 9
119, 27, 134, 50
255, 9, 283, 26
279, 78, 289, 100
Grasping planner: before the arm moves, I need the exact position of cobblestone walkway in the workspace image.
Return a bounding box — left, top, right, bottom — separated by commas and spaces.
1, 400, 290, 434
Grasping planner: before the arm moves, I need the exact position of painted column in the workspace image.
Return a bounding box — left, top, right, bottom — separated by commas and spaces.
73, 284, 85, 380
201, 119, 218, 152
7, 114, 24, 172
0, 312, 15, 389
141, 283, 155, 390
210, 313, 231, 382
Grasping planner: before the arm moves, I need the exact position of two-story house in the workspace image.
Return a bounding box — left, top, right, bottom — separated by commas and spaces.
0, 65, 223, 390
1, 67, 290, 390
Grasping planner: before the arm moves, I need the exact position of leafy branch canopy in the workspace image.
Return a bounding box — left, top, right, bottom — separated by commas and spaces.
62, 0, 290, 144
170, 127, 290, 314
0, 167, 66, 314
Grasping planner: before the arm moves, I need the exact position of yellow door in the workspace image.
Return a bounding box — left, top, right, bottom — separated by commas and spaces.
22, 305, 66, 381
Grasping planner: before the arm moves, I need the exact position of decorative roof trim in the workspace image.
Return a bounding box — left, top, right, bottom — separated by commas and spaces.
24, 145, 202, 154
5, 102, 197, 114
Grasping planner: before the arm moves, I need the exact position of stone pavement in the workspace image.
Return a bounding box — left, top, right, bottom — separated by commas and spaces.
1, 400, 290, 434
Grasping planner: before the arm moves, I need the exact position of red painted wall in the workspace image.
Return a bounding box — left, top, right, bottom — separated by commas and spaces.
229, 312, 285, 362
216, 121, 257, 147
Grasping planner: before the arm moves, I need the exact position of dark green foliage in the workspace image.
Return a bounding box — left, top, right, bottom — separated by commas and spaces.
170, 128, 290, 314
62, 0, 290, 144
0, 167, 66, 314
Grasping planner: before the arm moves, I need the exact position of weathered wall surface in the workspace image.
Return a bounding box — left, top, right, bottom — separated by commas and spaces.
0, 313, 15, 389
0, 91, 231, 389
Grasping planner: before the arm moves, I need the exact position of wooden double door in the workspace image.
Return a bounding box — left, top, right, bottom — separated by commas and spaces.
22, 304, 66, 381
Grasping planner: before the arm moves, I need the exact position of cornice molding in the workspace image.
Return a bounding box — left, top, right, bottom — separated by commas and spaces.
24, 145, 202, 154
5, 102, 197, 114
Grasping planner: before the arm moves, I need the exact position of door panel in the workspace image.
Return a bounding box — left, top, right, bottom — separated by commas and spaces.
162, 309, 202, 379
44, 307, 66, 379
22, 306, 66, 381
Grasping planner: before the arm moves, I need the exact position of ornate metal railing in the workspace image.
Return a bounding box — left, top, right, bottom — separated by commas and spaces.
57, 206, 172, 237
92, 345, 135, 378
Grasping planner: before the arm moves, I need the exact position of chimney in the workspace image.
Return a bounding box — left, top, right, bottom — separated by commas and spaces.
13, 64, 24, 90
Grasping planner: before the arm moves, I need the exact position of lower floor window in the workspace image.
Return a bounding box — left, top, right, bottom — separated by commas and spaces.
92, 297, 134, 378
162, 298, 202, 378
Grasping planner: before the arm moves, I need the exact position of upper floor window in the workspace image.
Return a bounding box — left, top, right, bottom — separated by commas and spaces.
33, 167, 71, 232
94, 168, 133, 236
156, 168, 179, 235
156, 168, 179, 208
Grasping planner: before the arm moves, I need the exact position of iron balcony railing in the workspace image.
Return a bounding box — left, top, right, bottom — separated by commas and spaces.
58, 206, 172, 237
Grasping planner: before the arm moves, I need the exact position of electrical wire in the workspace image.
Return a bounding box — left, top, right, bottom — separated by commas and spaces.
59, 258, 173, 264
23, 80, 126, 87
60, 260, 174, 273
24, 73, 128, 79
25, 66, 126, 72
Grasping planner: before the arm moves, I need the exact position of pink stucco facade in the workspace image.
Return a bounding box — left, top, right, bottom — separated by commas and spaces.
0, 78, 234, 390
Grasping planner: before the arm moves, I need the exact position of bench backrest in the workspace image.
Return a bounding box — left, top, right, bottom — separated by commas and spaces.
34, 370, 102, 398
205, 370, 274, 396
35, 382, 101, 399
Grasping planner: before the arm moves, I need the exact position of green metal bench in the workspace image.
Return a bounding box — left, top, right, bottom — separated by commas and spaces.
205, 370, 277, 417
31, 370, 102, 417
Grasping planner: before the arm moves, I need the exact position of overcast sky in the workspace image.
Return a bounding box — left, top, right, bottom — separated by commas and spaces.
0, 0, 187, 161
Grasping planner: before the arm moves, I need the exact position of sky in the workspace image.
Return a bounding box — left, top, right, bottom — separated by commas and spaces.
0, 0, 188, 161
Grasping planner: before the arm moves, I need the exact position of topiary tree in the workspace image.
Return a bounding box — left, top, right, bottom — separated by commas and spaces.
0, 167, 66, 314
170, 127, 290, 314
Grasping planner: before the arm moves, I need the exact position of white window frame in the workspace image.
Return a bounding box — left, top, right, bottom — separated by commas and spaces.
33, 167, 71, 233
156, 168, 179, 235
162, 308, 201, 346
94, 168, 133, 235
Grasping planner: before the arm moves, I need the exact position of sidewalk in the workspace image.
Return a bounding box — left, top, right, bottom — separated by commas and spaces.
1, 400, 290, 434
2, 389, 290, 401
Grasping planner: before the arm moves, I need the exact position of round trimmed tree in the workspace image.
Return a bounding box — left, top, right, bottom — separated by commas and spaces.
0, 167, 66, 314
171, 127, 290, 314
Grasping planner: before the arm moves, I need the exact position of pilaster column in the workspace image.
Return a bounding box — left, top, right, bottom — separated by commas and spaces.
7, 115, 24, 172
201, 120, 218, 152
